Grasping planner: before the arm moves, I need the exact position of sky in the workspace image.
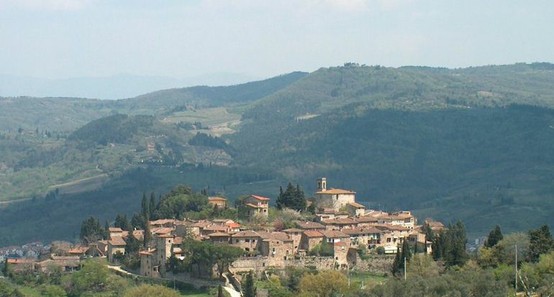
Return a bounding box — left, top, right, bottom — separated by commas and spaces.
1, 0, 553, 97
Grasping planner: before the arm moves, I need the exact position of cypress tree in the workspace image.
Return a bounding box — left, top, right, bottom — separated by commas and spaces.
484, 225, 503, 248
242, 270, 256, 297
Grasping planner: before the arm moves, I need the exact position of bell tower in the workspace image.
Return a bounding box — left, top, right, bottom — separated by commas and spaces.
316, 177, 327, 192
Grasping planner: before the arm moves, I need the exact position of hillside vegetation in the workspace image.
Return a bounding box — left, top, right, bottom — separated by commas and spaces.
1, 63, 554, 244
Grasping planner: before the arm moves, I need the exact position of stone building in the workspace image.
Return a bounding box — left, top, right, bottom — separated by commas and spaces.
243, 195, 270, 219
314, 178, 356, 211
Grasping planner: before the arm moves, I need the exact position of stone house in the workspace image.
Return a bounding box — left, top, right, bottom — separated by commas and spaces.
283, 228, 303, 253
300, 230, 324, 252
208, 196, 227, 209
322, 217, 359, 231
243, 195, 270, 219
342, 227, 382, 249
258, 232, 294, 267
346, 202, 366, 217
139, 249, 160, 277
230, 230, 262, 255
107, 236, 126, 262
320, 230, 350, 245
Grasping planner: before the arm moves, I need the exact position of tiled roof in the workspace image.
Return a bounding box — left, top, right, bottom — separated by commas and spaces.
209, 232, 231, 237
109, 227, 123, 232
342, 227, 382, 235
109, 236, 127, 246
320, 230, 349, 238
316, 188, 356, 195
347, 202, 366, 208
250, 195, 270, 201
208, 196, 227, 201
232, 230, 260, 238
245, 203, 266, 209
296, 221, 325, 229
303, 230, 324, 238
283, 228, 303, 233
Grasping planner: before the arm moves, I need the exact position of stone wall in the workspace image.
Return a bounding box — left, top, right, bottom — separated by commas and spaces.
230, 254, 394, 275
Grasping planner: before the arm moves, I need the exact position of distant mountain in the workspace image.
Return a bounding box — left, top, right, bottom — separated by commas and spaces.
2, 63, 554, 245
0, 72, 260, 100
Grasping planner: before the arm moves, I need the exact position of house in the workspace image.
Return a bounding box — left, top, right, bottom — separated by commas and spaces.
342, 227, 382, 249
230, 230, 261, 255
313, 178, 356, 211
208, 196, 227, 209
242, 195, 270, 219
107, 236, 126, 262
346, 202, 366, 217
283, 228, 303, 253
139, 249, 160, 278
300, 230, 324, 252
258, 232, 294, 266
36, 255, 80, 273
6, 258, 36, 272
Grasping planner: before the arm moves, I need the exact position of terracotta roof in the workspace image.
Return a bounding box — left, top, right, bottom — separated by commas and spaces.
296, 221, 326, 229
7, 258, 35, 264
334, 241, 348, 247
250, 195, 270, 201
316, 188, 355, 195
303, 230, 324, 238
150, 219, 177, 226
139, 249, 156, 256
109, 227, 123, 232
68, 246, 89, 254
258, 231, 292, 242
320, 230, 349, 238
203, 225, 228, 232
283, 228, 303, 233
227, 222, 241, 228
173, 236, 183, 245
232, 230, 261, 238
342, 227, 382, 235
356, 216, 379, 223
208, 196, 227, 201
209, 232, 231, 237
109, 236, 127, 246
347, 202, 366, 208
152, 227, 173, 235
245, 203, 266, 209
323, 218, 358, 225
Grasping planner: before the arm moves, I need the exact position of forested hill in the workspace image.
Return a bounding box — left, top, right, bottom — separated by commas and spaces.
2, 63, 554, 245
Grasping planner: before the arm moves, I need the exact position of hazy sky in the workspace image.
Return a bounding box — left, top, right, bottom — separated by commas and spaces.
1, 0, 553, 80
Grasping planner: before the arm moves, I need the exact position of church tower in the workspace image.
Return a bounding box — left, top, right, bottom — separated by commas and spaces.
316, 177, 327, 192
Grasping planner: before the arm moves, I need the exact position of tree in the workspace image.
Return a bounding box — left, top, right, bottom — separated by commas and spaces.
80, 216, 106, 243
242, 271, 256, 297
41, 285, 67, 297
528, 225, 554, 262
149, 192, 157, 218
432, 221, 468, 267
2, 259, 8, 277
484, 225, 503, 248
141, 193, 149, 219
68, 260, 109, 295
114, 214, 131, 231
143, 219, 151, 248
276, 183, 306, 211
217, 284, 225, 297
392, 240, 412, 277
299, 270, 349, 297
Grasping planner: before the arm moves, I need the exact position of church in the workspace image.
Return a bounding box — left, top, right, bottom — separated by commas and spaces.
313, 177, 357, 211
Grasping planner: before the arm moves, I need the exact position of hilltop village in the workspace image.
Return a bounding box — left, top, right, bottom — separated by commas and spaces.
4, 178, 444, 281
